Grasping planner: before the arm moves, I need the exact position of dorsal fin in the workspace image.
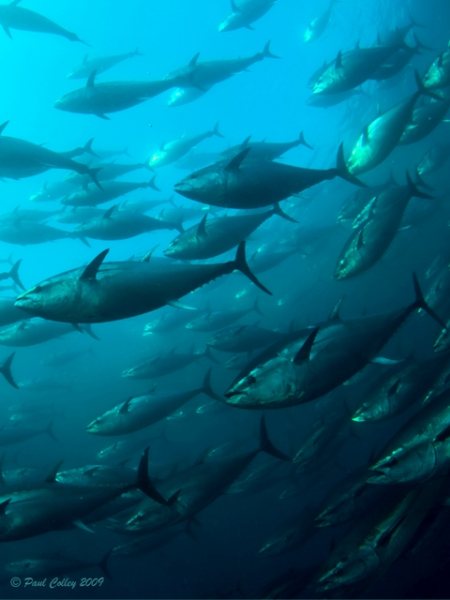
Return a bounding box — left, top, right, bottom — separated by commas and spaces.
356, 228, 365, 250
141, 244, 158, 262
387, 379, 401, 398
120, 397, 133, 414
0, 121, 9, 135
240, 135, 252, 148
362, 126, 370, 145
196, 214, 208, 237
189, 52, 200, 66
0, 499, 10, 515
329, 297, 344, 322
103, 205, 117, 219
86, 70, 97, 88
293, 327, 320, 364
226, 147, 251, 171
45, 460, 64, 484
80, 249, 109, 281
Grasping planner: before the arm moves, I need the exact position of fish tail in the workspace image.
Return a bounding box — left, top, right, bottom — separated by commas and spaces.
149, 175, 160, 191
200, 367, 222, 401
233, 242, 272, 295
87, 167, 103, 190
98, 550, 113, 580
136, 448, 173, 505
336, 143, 367, 187
0, 352, 18, 389
83, 137, 98, 157
8, 259, 24, 290
259, 416, 290, 461
298, 131, 313, 150
412, 273, 447, 330
262, 41, 280, 59
212, 122, 225, 138
46, 421, 59, 443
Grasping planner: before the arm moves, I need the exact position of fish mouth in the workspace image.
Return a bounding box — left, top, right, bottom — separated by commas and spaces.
14, 294, 34, 312
174, 181, 195, 198
217, 21, 231, 33
351, 412, 367, 422
366, 469, 390, 484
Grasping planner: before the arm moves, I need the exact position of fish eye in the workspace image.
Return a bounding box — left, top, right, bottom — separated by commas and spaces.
247, 375, 257, 385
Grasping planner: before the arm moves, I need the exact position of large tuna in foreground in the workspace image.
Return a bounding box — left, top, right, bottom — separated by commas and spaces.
14, 242, 270, 323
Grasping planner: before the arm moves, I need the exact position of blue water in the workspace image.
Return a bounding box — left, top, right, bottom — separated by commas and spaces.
0, 0, 450, 598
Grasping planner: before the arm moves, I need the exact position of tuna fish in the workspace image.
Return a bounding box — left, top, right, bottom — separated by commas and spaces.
165, 204, 294, 260
75, 205, 182, 241
335, 175, 433, 279
0, 122, 100, 185
14, 242, 270, 323
87, 369, 219, 435
148, 123, 224, 169
344, 75, 435, 175
67, 48, 142, 79
166, 42, 278, 92
55, 71, 174, 119
303, 0, 336, 44
175, 145, 363, 209
0, 0, 85, 43
224, 277, 444, 408
218, 0, 277, 32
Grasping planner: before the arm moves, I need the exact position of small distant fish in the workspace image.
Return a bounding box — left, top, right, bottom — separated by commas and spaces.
303, 0, 336, 44
0, 0, 86, 43
218, 0, 277, 32
67, 48, 143, 79
149, 123, 224, 169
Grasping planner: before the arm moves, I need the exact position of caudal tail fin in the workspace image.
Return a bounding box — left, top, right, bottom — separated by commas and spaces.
212, 122, 225, 139
98, 550, 113, 580
45, 421, 59, 443
259, 416, 290, 461
298, 131, 313, 150
87, 167, 103, 190
148, 176, 160, 191
412, 273, 447, 330
0, 352, 18, 389
83, 137, 98, 157
200, 368, 222, 401
234, 242, 272, 295
262, 41, 280, 59
137, 448, 174, 506
336, 144, 367, 187
8, 259, 24, 290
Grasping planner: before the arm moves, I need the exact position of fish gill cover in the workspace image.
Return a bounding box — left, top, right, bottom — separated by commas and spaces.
0, 0, 449, 598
